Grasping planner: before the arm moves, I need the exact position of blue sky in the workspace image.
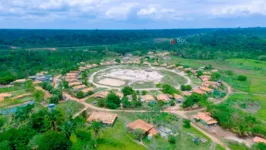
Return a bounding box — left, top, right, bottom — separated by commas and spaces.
0, 0, 266, 29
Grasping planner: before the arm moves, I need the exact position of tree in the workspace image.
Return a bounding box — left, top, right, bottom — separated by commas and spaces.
90, 121, 103, 138
0, 141, 11, 150
170, 100, 176, 106
168, 135, 176, 144
180, 85, 192, 91
106, 92, 121, 109
161, 84, 180, 94
196, 70, 203, 77
97, 98, 105, 107
37, 131, 70, 150
33, 90, 44, 102
210, 72, 220, 81
115, 58, 121, 63
31, 109, 51, 133
183, 119, 191, 128
237, 75, 247, 81
122, 97, 132, 108
142, 90, 147, 95
122, 86, 134, 96
132, 129, 145, 141
62, 80, 69, 89
50, 95, 60, 104
76, 91, 85, 99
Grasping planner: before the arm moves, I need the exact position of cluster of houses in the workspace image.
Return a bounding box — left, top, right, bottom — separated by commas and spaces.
65, 71, 94, 95
87, 111, 158, 138
11, 71, 53, 85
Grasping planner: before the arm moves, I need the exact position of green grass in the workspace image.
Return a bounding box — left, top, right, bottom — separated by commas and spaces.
160, 70, 187, 87
0, 86, 23, 93
56, 100, 84, 117
10, 89, 27, 97
130, 81, 155, 89
224, 93, 266, 122
97, 119, 146, 150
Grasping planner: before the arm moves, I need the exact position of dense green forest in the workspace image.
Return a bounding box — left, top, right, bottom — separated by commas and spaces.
1, 28, 266, 84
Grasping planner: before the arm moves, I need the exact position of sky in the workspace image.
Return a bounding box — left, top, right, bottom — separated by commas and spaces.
0, 0, 266, 29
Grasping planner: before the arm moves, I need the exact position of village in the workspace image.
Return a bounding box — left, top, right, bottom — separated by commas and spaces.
0, 51, 265, 150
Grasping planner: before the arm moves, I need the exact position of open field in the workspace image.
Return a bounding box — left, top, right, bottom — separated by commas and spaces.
56, 101, 84, 117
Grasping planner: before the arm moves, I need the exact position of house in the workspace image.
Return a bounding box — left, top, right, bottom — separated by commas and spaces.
176, 66, 184, 70
143, 61, 149, 65
142, 94, 155, 103
182, 91, 192, 96
156, 94, 170, 102
93, 91, 109, 99
148, 51, 154, 55
199, 75, 211, 82
203, 71, 212, 75
82, 87, 94, 94
0, 93, 12, 101
92, 64, 98, 67
199, 86, 214, 93
66, 72, 78, 77
211, 69, 219, 73
253, 136, 266, 144
87, 112, 117, 126
72, 84, 86, 90
202, 81, 219, 89
127, 119, 158, 138
160, 63, 168, 67
68, 81, 82, 87
79, 66, 86, 71
86, 65, 92, 69
167, 64, 175, 69
184, 68, 192, 72
173, 94, 184, 103
193, 112, 217, 126
12, 79, 26, 84
152, 62, 159, 66
193, 89, 205, 95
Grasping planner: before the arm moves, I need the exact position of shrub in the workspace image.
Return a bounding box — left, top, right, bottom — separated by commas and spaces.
106, 92, 121, 109
122, 86, 134, 96
183, 119, 191, 128
97, 99, 105, 107
76, 91, 85, 99
142, 90, 147, 95
210, 72, 220, 81
168, 135, 176, 144
237, 75, 247, 81
180, 85, 192, 91
225, 70, 233, 75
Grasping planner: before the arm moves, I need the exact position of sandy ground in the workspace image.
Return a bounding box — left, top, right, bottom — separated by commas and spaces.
98, 78, 126, 87
102, 68, 163, 82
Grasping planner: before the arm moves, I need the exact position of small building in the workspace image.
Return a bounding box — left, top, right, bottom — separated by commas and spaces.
211, 69, 219, 73
93, 91, 109, 99
72, 84, 86, 90
0, 93, 12, 101
199, 75, 211, 82
167, 64, 175, 69
82, 87, 94, 94
203, 71, 212, 75
127, 119, 158, 138
182, 91, 192, 96
87, 112, 118, 126
193, 89, 205, 95
173, 94, 184, 103
69, 81, 82, 87
199, 86, 214, 93
143, 61, 149, 65
156, 94, 170, 102
184, 68, 192, 72
142, 94, 155, 103
176, 66, 184, 70
253, 136, 266, 144
160, 63, 168, 67
152, 62, 160, 66
12, 79, 26, 84
193, 112, 217, 126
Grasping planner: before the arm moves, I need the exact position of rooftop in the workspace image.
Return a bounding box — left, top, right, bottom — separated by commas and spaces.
87, 112, 117, 125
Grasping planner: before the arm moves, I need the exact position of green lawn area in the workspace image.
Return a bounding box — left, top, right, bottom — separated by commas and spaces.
86, 97, 98, 104
0, 86, 23, 93
56, 100, 84, 117
223, 93, 266, 122
131, 81, 155, 89
160, 70, 187, 87
10, 89, 27, 97
166, 57, 266, 95
97, 120, 146, 150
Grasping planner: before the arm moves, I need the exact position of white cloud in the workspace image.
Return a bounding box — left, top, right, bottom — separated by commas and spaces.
105, 3, 139, 20
211, 0, 266, 17
137, 7, 156, 16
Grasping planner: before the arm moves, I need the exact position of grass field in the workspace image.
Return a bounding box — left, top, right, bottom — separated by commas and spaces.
160, 70, 187, 86
97, 119, 146, 150
56, 100, 84, 117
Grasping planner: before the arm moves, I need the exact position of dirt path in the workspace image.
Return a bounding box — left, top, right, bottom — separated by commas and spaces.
53, 75, 61, 88
214, 82, 232, 104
